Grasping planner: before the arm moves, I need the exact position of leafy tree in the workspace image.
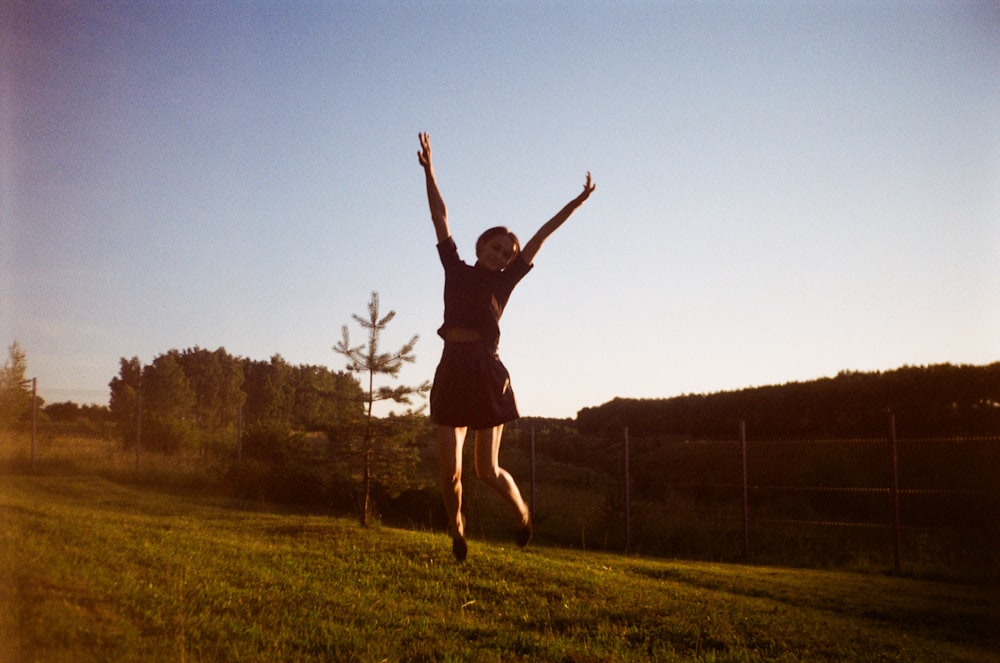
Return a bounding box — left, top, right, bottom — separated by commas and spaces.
142, 352, 198, 454
242, 354, 296, 427
174, 348, 244, 428
172, 347, 245, 454
43, 401, 81, 422
290, 363, 363, 432
333, 292, 430, 527
109, 357, 143, 447
44, 402, 111, 432
109, 353, 197, 454
241, 354, 363, 434
109, 346, 365, 464
0, 341, 34, 427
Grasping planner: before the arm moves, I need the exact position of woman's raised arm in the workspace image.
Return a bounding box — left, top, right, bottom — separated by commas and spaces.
418, 132, 451, 243
520, 172, 595, 265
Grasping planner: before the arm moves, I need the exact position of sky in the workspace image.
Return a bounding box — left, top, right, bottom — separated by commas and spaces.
3, 1, 998, 419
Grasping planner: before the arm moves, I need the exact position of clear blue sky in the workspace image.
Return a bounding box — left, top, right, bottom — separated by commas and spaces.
3, 1, 998, 418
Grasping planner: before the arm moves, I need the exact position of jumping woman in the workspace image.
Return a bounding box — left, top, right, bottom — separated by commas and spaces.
418, 132, 595, 561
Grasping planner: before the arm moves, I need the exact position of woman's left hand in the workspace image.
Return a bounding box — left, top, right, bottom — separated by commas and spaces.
578, 172, 596, 203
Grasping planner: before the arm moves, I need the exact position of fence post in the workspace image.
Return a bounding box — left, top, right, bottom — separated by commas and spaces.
624, 426, 631, 553
530, 425, 536, 522
31, 378, 37, 471
889, 412, 902, 575
236, 404, 243, 464
135, 388, 142, 473
740, 418, 750, 561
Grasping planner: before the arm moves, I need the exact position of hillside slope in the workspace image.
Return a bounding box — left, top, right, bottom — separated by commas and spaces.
3, 476, 997, 662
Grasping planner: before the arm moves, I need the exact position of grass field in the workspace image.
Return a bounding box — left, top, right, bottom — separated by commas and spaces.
2, 473, 998, 663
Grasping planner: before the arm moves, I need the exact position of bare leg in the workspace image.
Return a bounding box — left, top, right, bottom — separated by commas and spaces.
474, 425, 532, 545
437, 425, 468, 559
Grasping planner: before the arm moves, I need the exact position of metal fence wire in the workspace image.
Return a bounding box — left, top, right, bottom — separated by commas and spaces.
619, 416, 1000, 574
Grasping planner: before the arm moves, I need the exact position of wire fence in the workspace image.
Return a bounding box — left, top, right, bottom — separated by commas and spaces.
13, 384, 1000, 577
605, 415, 1000, 575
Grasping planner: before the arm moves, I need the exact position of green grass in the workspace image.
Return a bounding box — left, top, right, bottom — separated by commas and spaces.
2, 475, 998, 662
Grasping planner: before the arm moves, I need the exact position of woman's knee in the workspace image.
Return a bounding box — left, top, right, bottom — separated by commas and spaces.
441, 465, 462, 487
473, 461, 492, 483
474, 456, 502, 485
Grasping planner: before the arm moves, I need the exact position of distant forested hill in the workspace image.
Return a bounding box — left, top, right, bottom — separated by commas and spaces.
576, 363, 1000, 438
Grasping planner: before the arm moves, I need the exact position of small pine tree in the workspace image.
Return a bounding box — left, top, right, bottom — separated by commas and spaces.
333, 292, 429, 527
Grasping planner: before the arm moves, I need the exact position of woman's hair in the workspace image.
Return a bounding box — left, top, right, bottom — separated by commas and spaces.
476, 226, 521, 262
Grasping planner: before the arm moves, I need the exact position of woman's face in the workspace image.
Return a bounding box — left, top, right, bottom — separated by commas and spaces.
476, 234, 517, 271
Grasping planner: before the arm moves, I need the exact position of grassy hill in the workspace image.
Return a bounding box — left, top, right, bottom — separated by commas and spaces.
2, 474, 997, 662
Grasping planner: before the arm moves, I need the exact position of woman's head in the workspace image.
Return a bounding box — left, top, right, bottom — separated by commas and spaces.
475, 226, 520, 271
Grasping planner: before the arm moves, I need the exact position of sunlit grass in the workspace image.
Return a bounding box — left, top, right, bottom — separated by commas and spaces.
0, 428, 220, 491
2, 474, 998, 662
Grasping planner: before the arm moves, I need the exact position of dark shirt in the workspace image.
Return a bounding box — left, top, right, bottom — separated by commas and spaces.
436, 236, 532, 349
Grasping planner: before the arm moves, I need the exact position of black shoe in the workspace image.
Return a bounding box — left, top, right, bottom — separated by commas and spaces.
452, 535, 468, 562
516, 519, 533, 548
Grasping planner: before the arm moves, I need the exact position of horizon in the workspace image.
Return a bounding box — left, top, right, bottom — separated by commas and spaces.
24, 354, 998, 420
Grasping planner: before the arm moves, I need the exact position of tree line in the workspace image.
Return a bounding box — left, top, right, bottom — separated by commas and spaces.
577, 363, 1000, 439
105, 294, 432, 525
2, 292, 433, 527
0, 340, 371, 445
108, 347, 365, 455
0, 343, 110, 433
7, 334, 997, 534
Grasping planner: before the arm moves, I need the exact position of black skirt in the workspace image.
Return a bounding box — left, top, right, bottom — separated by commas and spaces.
430, 342, 520, 429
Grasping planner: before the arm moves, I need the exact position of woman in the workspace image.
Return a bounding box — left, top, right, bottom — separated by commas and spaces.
418, 132, 595, 561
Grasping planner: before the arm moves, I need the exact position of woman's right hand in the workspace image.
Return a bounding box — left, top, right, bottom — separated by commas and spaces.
418, 132, 433, 169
